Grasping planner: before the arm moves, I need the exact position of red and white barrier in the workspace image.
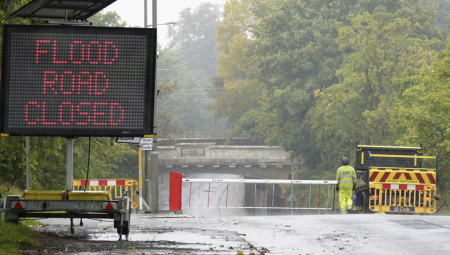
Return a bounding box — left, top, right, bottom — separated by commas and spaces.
170, 172, 338, 211
382, 184, 424, 190
80, 180, 128, 186
182, 179, 337, 184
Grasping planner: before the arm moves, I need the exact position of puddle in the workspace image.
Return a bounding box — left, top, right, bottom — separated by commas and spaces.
87, 231, 250, 254
90, 231, 241, 242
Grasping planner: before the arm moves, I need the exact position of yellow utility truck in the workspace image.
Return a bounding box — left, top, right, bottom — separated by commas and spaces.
355, 145, 438, 214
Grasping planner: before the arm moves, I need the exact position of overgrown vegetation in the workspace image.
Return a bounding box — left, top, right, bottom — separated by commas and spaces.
0, 219, 55, 255
213, 0, 450, 213
2, 0, 450, 213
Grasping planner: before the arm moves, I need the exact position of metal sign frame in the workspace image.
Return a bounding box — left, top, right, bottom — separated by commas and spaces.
10, 0, 117, 21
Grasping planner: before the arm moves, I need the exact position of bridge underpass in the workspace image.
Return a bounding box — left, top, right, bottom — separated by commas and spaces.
157, 140, 294, 180
153, 138, 296, 214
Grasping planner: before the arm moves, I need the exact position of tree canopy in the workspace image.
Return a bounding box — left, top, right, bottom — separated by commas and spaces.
163, 3, 227, 134
89, 10, 127, 27
214, 0, 447, 178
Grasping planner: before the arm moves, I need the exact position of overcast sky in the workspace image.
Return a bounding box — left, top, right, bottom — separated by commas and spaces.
103, 0, 226, 47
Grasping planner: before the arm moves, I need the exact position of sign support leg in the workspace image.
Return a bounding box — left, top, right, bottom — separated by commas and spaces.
151, 150, 159, 213
26, 136, 30, 190
139, 147, 143, 211
66, 138, 73, 199
150, 0, 159, 214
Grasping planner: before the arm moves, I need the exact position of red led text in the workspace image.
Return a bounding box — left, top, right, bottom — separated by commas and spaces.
43, 71, 109, 95
24, 38, 127, 128
36, 40, 118, 65
25, 101, 124, 126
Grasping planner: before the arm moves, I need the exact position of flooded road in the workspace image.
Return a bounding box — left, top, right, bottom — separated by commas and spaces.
21, 173, 450, 254
29, 213, 450, 254
29, 214, 255, 254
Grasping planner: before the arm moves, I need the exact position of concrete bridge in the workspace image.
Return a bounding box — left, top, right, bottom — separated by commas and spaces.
157, 138, 294, 179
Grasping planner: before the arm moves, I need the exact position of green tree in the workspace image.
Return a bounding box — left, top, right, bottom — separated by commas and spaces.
159, 44, 227, 134
167, 2, 221, 76
89, 10, 127, 27
0, 0, 31, 60
213, 0, 262, 130
426, 0, 450, 33
307, 12, 441, 173
214, 0, 445, 176
163, 3, 227, 134
391, 42, 450, 207
72, 138, 136, 181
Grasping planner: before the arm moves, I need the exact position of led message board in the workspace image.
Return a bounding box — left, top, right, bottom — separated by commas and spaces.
0, 25, 156, 137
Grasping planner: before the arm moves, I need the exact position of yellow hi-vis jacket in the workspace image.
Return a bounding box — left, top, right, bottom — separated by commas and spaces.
336, 165, 357, 190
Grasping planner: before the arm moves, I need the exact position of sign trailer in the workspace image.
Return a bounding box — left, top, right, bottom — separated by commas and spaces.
0, 24, 157, 239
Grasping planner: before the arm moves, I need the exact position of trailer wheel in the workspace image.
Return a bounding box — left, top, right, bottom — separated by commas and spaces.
116, 207, 131, 236
117, 220, 130, 236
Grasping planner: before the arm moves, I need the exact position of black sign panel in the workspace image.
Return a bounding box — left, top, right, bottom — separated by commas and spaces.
1, 25, 156, 136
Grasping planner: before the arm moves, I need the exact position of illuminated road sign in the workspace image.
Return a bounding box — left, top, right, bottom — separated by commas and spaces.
1, 25, 156, 137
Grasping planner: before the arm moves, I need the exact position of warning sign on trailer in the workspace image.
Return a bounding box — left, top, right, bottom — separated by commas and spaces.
0, 25, 157, 137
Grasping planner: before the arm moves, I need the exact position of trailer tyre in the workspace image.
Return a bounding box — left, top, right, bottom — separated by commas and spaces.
116, 207, 131, 236
117, 220, 130, 236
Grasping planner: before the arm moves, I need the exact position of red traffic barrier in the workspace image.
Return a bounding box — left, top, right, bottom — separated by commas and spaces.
169, 172, 182, 211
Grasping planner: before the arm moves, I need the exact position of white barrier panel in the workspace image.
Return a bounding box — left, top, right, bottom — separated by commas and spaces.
181, 179, 337, 211
183, 179, 337, 184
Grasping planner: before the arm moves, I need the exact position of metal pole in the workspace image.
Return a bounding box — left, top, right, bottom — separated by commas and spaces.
151, 151, 158, 212
66, 138, 73, 199
142, 0, 147, 212
150, 0, 159, 214
309, 184, 312, 208
145, 150, 150, 207
272, 184, 275, 208
26, 136, 30, 190
144, 0, 147, 28
332, 185, 336, 214
139, 147, 143, 210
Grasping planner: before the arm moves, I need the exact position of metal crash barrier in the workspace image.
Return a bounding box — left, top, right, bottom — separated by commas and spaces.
369, 183, 437, 213
73, 179, 139, 209
169, 172, 338, 213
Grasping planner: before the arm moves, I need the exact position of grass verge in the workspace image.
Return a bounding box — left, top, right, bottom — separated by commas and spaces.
0, 219, 53, 255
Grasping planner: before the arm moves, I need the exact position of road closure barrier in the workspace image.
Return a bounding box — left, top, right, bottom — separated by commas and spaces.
73, 179, 139, 209
169, 172, 338, 213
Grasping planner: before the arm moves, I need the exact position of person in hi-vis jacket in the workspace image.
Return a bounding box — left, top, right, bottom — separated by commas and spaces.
336, 157, 357, 214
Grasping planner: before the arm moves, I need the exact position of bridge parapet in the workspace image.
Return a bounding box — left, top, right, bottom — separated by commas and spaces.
157, 144, 293, 179
159, 144, 292, 166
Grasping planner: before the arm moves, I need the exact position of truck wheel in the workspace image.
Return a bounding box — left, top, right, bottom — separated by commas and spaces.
362, 190, 370, 213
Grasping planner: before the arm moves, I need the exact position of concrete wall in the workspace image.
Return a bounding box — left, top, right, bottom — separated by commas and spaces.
157, 144, 293, 179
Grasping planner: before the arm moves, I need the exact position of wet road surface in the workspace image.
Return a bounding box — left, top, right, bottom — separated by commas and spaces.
30, 213, 450, 254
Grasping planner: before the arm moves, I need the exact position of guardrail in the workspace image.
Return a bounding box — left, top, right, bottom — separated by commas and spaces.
169, 172, 338, 213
